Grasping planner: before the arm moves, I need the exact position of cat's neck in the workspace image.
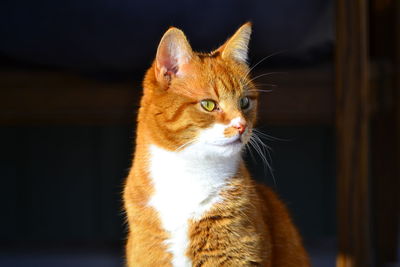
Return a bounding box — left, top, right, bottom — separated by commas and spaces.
146, 144, 242, 267
147, 144, 241, 207
148, 144, 241, 180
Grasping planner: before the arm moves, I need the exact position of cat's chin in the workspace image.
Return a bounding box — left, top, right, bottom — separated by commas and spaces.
176, 140, 244, 159
203, 141, 244, 158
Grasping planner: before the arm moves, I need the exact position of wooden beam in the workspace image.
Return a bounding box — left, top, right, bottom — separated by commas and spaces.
0, 67, 333, 126
369, 0, 400, 265
0, 71, 139, 125
335, 1, 372, 267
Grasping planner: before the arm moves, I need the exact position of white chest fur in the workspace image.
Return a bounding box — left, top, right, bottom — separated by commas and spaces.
147, 144, 239, 267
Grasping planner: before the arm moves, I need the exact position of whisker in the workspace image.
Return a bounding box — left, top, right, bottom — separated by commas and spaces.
253, 129, 290, 142
253, 134, 275, 172
253, 133, 273, 151
245, 142, 257, 163
253, 140, 269, 169
244, 50, 287, 79
249, 136, 270, 176
250, 134, 276, 186
175, 138, 197, 152
248, 138, 265, 166
247, 89, 274, 93
250, 72, 287, 83
244, 72, 288, 88
254, 83, 278, 87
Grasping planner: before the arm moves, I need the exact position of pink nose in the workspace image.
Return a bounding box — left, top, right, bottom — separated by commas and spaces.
234, 123, 247, 134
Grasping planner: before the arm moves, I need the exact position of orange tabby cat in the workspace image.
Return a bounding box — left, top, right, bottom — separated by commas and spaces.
123, 23, 310, 266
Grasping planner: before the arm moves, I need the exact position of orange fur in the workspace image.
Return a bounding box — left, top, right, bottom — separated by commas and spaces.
123, 23, 310, 266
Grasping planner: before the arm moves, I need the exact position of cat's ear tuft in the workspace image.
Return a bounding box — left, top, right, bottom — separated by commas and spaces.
155, 27, 193, 86
216, 22, 252, 64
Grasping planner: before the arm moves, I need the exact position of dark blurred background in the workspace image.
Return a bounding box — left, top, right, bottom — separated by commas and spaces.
0, 1, 398, 267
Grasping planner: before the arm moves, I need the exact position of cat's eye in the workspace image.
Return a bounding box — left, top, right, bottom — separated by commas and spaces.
240, 97, 250, 110
200, 99, 217, 112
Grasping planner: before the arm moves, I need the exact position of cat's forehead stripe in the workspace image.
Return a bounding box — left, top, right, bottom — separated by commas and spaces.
212, 83, 220, 99
214, 73, 242, 97
201, 56, 248, 96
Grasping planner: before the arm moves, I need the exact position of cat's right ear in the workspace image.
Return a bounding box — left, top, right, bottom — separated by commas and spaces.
155, 27, 193, 87
213, 22, 252, 65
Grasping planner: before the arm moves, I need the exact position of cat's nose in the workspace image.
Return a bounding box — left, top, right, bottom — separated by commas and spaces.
233, 123, 246, 134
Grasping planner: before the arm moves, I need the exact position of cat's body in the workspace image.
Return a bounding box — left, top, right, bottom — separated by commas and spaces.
124, 23, 310, 266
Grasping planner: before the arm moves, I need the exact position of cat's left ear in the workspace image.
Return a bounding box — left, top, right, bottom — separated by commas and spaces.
214, 22, 252, 65
155, 27, 193, 86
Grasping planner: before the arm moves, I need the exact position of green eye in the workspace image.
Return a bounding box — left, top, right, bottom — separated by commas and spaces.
200, 99, 217, 112
240, 97, 250, 110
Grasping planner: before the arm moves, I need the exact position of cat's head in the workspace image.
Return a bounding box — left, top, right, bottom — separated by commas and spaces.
142, 23, 258, 159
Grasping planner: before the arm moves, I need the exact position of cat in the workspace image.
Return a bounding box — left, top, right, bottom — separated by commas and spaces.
123, 23, 310, 267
